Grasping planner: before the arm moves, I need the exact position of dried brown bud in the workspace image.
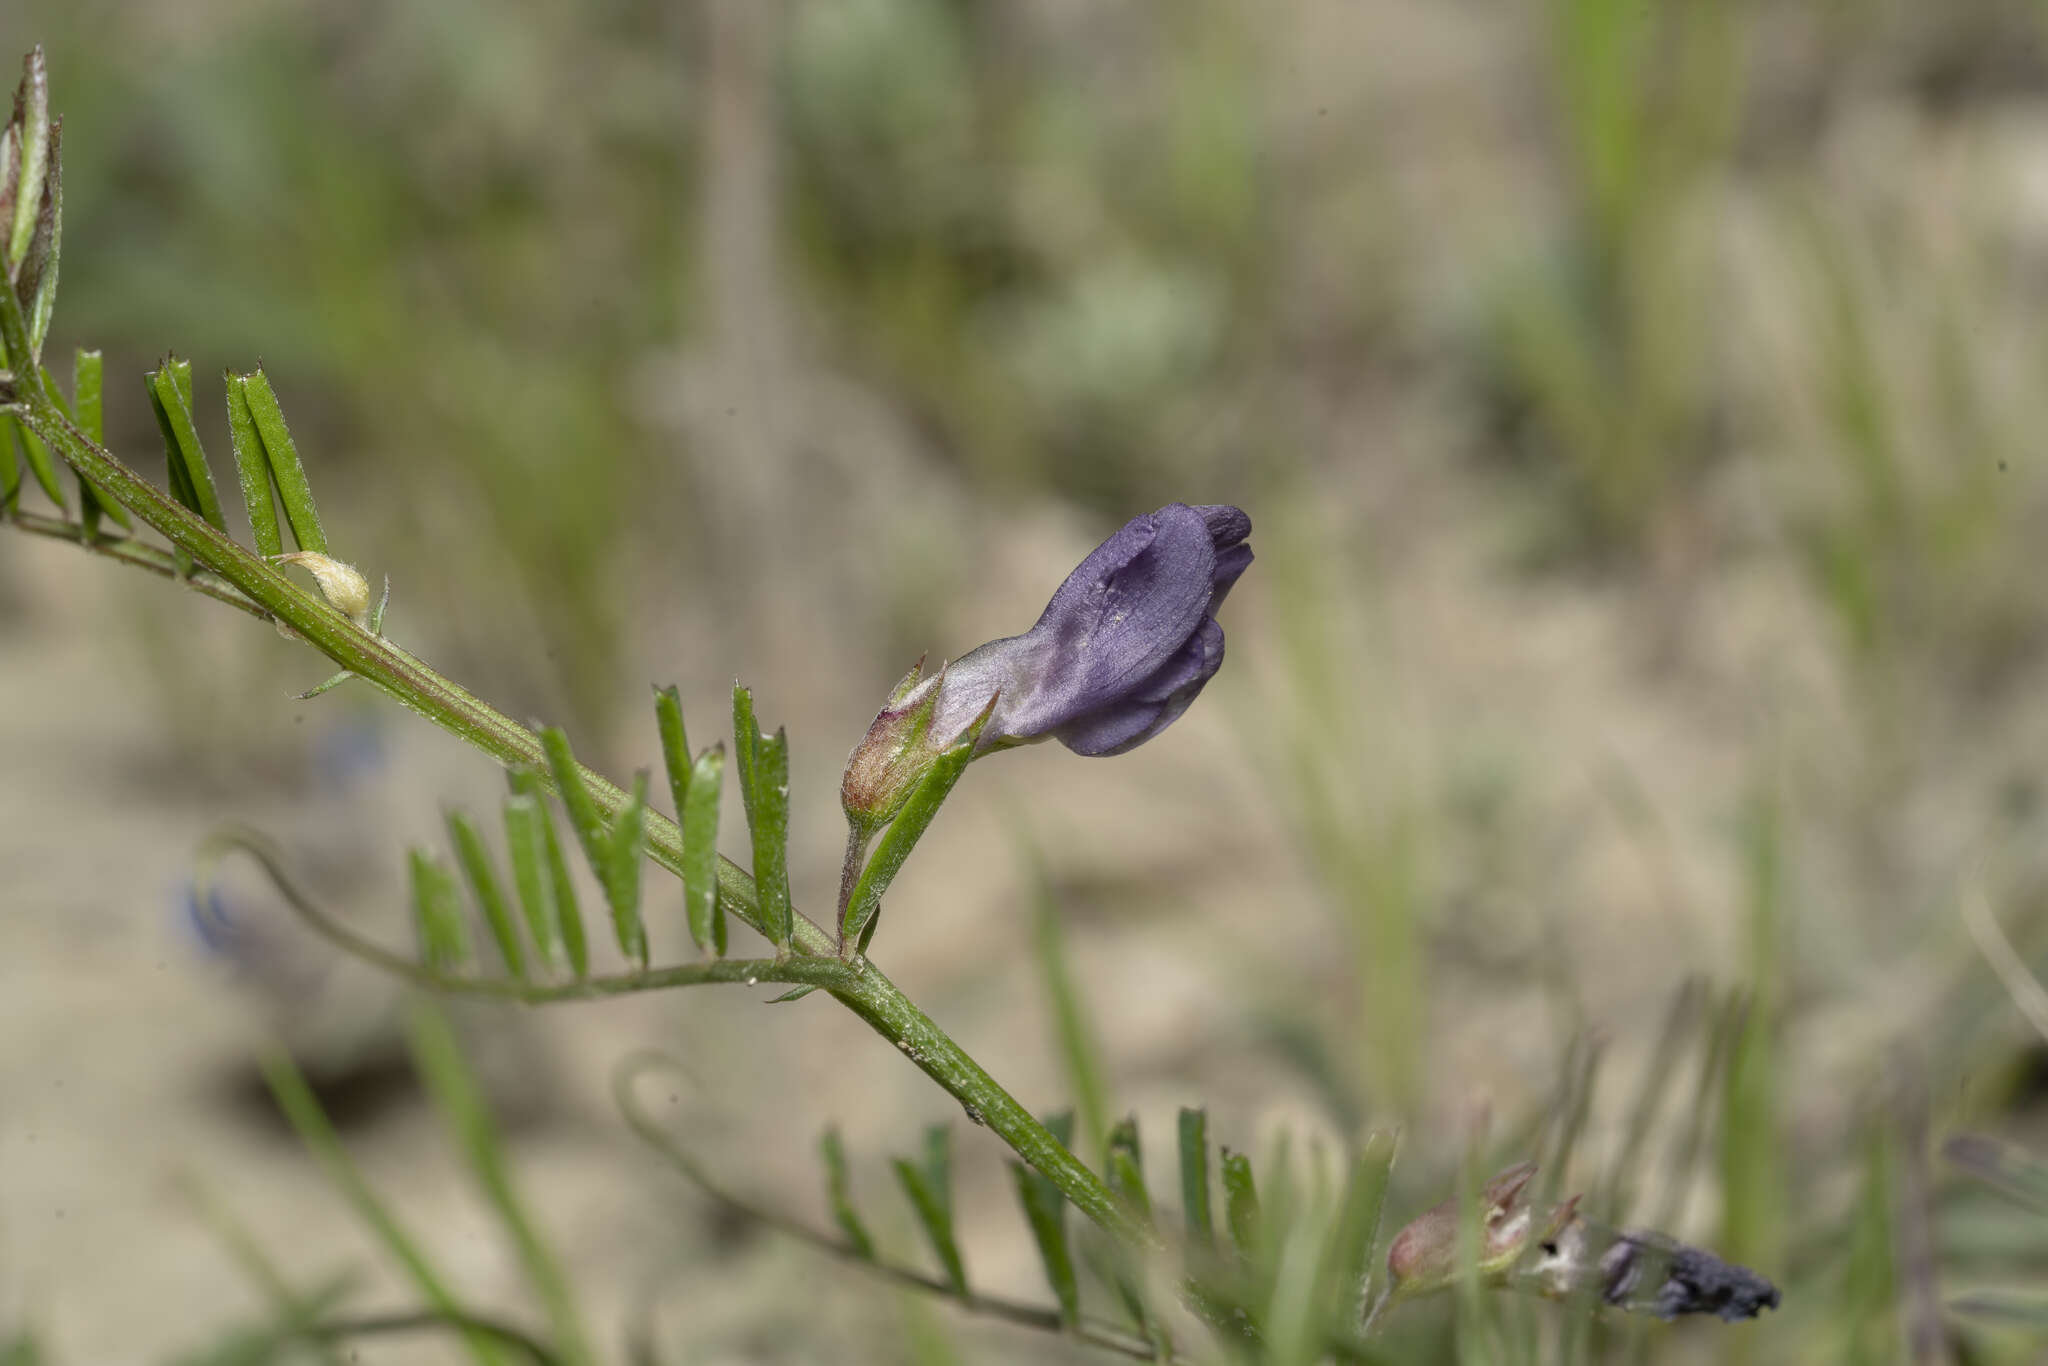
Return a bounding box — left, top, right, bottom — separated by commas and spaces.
1386, 1162, 1580, 1299
273, 551, 372, 627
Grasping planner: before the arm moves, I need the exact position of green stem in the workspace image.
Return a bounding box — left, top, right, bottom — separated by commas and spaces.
10, 507, 265, 617
0, 292, 1143, 1248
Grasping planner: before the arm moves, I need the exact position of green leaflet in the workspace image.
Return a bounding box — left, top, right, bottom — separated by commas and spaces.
1013, 1112, 1081, 1326
682, 745, 726, 956
147, 359, 225, 531
239, 370, 328, 554
604, 772, 651, 968
820, 1126, 876, 1260
409, 849, 469, 973
446, 809, 525, 980
511, 766, 587, 977
537, 728, 647, 965
502, 794, 563, 972
749, 727, 791, 952
894, 1125, 966, 1296
70, 350, 125, 533
224, 375, 283, 559
1222, 1148, 1261, 1261
1179, 1108, 1213, 1251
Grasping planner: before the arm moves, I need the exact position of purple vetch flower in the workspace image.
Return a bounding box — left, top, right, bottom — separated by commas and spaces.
841, 503, 1251, 827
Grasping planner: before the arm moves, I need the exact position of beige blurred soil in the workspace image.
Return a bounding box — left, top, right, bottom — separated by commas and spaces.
7, 1, 2048, 1363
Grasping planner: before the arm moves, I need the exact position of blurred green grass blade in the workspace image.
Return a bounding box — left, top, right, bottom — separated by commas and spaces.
503, 795, 562, 972
749, 727, 792, 952
894, 1125, 966, 1295
171, 1275, 358, 1366
1029, 838, 1110, 1160
257, 1047, 506, 1366
1081, 1232, 1163, 1352
148, 360, 226, 530
409, 848, 469, 972
1537, 1036, 1602, 1209
241, 371, 327, 554
224, 376, 283, 559
1654, 986, 1744, 1237
511, 767, 587, 978
682, 744, 726, 956
70, 349, 127, 533
604, 771, 651, 967
1945, 1135, 2048, 1215
842, 732, 978, 948
174, 1170, 356, 1366
1256, 1132, 1297, 1288
1011, 1157, 1079, 1326
1720, 789, 1785, 1269
1601, 979, 1698, 1216
1317, 1131, 1396, 1326
407, 1002, 595, 1366
922, 1123, 952, 1206
820, 1125, 876, 1260
1836, 1116, 1898, 1365
1179, 1108, 1213, 1250
447, 809, 525, 980
1951, 1292, 2048, 1323
1223, 1148, 1261, 1260
1265, 1206, 1334, 1366
899, 1297, 967, 1366
1107, 1117, 1152, 1224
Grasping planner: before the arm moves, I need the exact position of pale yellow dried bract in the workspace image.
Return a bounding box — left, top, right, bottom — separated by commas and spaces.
272, 551, 372, 627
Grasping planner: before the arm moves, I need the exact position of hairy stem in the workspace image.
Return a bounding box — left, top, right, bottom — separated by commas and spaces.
0, 291, 1143, 1248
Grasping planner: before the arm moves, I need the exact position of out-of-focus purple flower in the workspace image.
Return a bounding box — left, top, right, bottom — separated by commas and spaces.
1385, 1162, 1580, 1302
841, 503, 1250, 826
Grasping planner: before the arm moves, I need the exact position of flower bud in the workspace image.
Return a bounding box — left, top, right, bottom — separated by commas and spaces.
839, 656, 946, 829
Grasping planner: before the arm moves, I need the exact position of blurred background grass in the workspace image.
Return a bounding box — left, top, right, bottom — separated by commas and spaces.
7, 0, 2048, 1362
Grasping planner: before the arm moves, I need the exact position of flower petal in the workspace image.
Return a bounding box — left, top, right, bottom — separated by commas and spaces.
1192, 503, 1251, 549
1055, 617, 1224, 756
1209, 541, 1253, 615
1022, 503, 1216, 717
